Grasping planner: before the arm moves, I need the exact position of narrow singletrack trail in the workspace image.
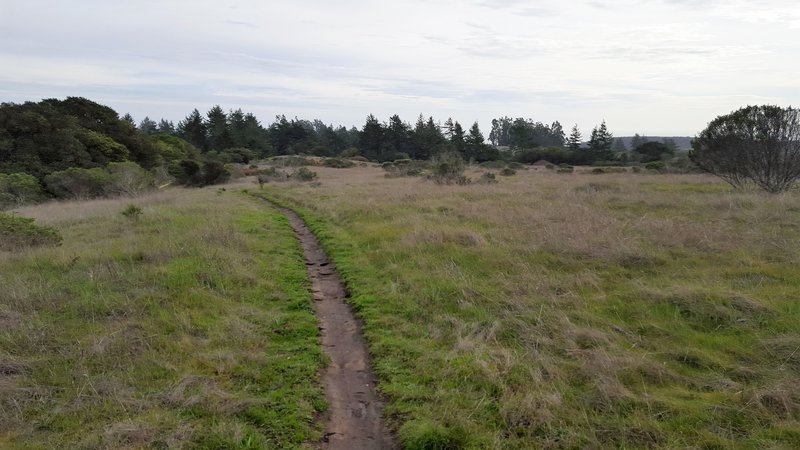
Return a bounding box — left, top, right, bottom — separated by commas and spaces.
269, 201, 395, 449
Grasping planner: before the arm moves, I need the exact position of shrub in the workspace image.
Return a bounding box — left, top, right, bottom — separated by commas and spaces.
507, 162, 524, 170
0, 212, 62, 251
323, 158, 355, 168
0, 172, 45, 209
428, 152, 467, 184
383, 159, 427, 178
592, 168, 606, 174
645, 161, 666, 172
107, 162, 154, 196
121, 204, 143, 221
291, 167, 317, 181
44, 167, 113, 199
478, 172, 499, 184
201, 161, 230, 185
556, 166, 574, 174
500, 168, 517, 176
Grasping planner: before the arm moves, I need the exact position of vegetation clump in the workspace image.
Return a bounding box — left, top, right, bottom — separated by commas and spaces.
383, 159, 427, 177
500, 167, 517, 176
121, 204, 143, 221
291, 167, 318, 181
428, 152, 469, 184
322, 157, 355, 168
691, 105, 800, 192
0, 212, 62, 251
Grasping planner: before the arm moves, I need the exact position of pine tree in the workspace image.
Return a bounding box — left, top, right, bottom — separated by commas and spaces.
567, 124, 582, 151
588, 120, 614, 160
138, 116, 157, 135
157, 119, 175, 134
206, 105, 233, 151
177, 109, 208, 151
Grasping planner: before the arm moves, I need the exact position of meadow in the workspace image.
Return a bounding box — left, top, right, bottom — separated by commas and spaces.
1, 187, 324, 449
260, 165, 800, 449
2, 164, 799, 449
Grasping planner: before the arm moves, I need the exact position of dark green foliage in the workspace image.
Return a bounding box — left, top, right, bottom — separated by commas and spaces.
44, 167, 113, 199
499, 168, 516, 176
152, 134, 201, 163
635, 141, 674, 163
514, 147, 593, 166
121, 204, 143, 220
691, 105, 800, 192
322, 158, 355, 168
588, 120, 614, 160
0, 212, 62, 251
645, 161, 667, 172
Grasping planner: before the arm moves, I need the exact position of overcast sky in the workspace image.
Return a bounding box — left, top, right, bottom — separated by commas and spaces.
1, 0, 798, 136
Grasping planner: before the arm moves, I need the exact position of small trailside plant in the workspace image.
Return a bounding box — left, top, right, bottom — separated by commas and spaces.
121, 204, 143, 221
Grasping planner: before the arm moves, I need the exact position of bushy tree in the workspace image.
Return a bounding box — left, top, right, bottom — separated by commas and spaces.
634, 141, 673, 163
690, 105, 800, 192
44, 167, 113, 199
566, 124, 582, 151
0, 172, 44, 208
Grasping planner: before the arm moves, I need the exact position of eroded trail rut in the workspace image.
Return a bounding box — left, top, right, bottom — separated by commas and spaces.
273, 203, 394, 449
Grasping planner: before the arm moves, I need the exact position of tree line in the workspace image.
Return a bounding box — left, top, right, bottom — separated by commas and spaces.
1, 96, 690, 208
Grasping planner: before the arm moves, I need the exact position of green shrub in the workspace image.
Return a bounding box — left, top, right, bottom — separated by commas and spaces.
500, 168, 517, 176
266, 156, 313, 167
478, 172, 498, 184
291, 167, 317, 181
645, 161, 667, 172
44, 167, 113, 199
428, 152, 467, 184
0, 213, 62, 251
121, 204, 143, 221
592, 168, 606, 174
507, 162, 524, 170
323, 158, 355, 168
0, 172, 45, 209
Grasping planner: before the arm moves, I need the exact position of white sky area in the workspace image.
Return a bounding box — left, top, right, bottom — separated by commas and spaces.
1, 0, 799, 136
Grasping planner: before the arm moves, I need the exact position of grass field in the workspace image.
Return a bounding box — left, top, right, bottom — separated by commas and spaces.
3, 165, 799, 449
1, 187, 324, 449
258, 165, 800, 449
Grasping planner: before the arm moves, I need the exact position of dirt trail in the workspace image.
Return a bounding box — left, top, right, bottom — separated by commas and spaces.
272, 203, 395, 449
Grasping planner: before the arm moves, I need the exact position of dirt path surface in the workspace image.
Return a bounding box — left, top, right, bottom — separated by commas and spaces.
272, 203, 395, 449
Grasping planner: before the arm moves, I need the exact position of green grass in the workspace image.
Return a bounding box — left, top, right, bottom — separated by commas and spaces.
255, 168, 800, 449
0, 188, 324, 449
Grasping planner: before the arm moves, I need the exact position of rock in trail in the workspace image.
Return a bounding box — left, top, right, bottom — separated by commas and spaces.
270, 202, 395, 450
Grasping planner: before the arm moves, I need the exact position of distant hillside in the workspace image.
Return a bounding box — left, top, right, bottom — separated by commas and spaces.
616, 136, 693, 150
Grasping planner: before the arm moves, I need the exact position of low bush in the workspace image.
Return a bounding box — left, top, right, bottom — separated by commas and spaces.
121, 204, 143, 221
266, 156, 314, 167
44, 167, 113, 199
478, 172, 498, 184
383, 159, 427, 177
428, 152, 468, 184
500, 168, 517, 176
479, 160, 507, 169
0, 212, 62, 251
645, 161, 667, 172
291, 167, 318, 181
322, 158, 355, 168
